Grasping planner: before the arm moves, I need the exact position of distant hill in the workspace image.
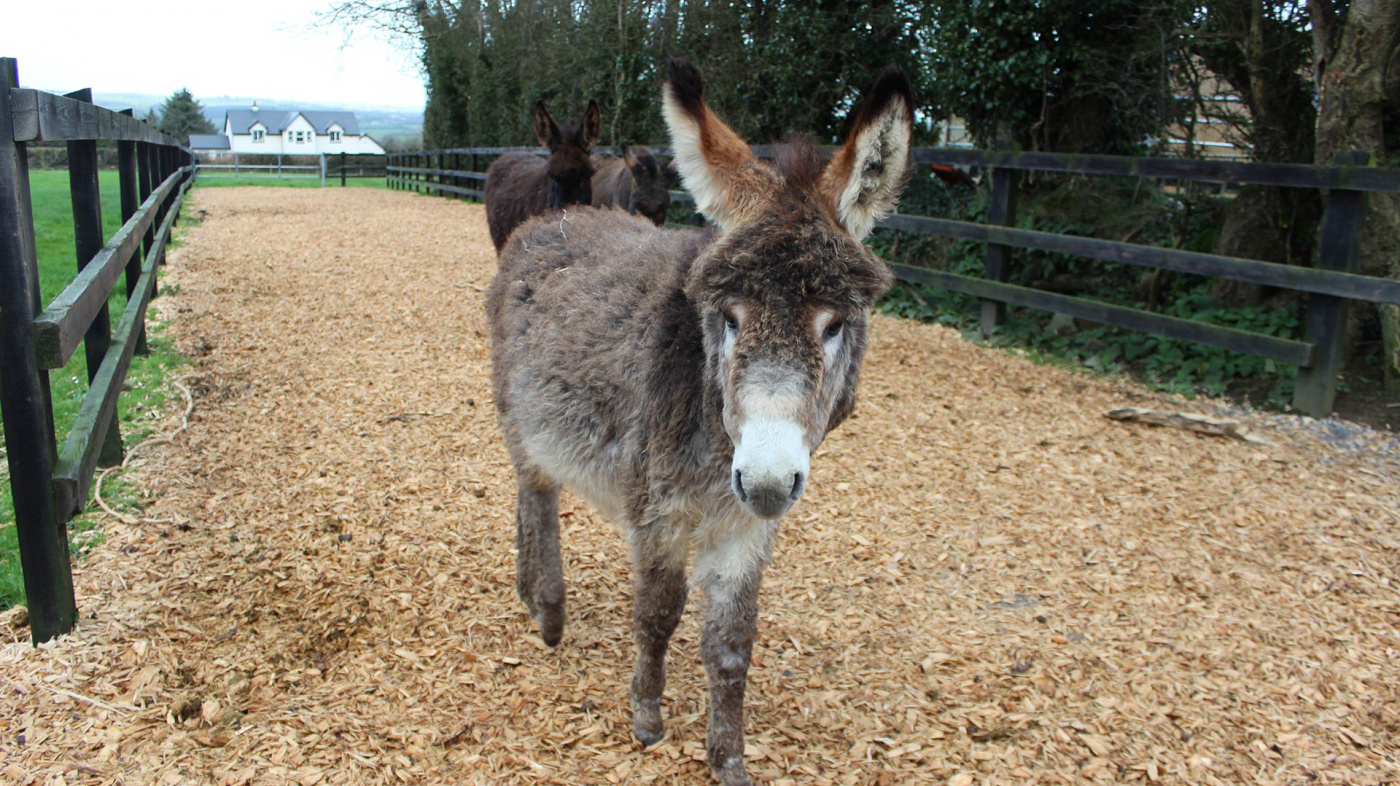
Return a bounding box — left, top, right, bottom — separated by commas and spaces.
92, 91, 423, 143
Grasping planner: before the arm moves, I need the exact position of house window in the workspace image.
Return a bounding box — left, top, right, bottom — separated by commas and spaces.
252, 129, 264, 142
329, 130, 342, 143
295, 131, 306, 143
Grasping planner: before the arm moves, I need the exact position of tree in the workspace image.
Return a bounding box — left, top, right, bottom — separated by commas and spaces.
922, 0, 1192, 154
1185, 1, 1322, 304
155, 88, 216, 145
1309, 0, 1400, 390
327, 1, 933, 148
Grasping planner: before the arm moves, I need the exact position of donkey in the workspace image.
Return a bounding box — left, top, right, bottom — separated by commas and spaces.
590, 143, 671, 226
483, 99, 602, 251
487, 58, 912, 786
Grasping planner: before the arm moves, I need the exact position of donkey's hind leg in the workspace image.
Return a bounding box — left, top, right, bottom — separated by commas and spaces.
514, 472, 565, 647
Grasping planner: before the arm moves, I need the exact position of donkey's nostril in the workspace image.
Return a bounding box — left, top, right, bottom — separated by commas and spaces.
789, 472, 805, 501
733, 470, 748, 502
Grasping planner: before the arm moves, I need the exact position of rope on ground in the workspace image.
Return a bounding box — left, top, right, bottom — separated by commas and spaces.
92, 379, 195, 525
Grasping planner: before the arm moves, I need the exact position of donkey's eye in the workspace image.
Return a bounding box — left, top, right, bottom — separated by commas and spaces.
722, 310, 739, 332
824, 319, 845, 340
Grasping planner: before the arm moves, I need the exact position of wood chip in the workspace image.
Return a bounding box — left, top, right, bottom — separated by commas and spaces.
1, 188, 1396, 784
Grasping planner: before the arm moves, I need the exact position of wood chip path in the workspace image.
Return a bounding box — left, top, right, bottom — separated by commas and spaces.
2, 187, 1398, 785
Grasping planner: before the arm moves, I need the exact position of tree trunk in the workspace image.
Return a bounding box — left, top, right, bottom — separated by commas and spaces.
1201, 0, 1320, 306
1311, 0, 1400, 391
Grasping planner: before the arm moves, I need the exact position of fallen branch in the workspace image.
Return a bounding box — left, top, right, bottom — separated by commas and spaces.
1105, 407, 1271, 445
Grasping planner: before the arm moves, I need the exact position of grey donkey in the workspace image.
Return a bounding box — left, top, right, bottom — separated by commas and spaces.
591, 143, 672, 226
486, 57, 913, 786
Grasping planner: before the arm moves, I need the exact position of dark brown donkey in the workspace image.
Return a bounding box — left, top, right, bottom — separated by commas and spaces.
483, 99, 601, 251
487, 58, 912, 786
590, 143, 671, 226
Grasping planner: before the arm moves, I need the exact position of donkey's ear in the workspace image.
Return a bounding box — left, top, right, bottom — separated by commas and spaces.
662, 57, 771, 230
533, 100, 560, 150
620, 142, 639, 170
581, 100, 602, 148
821, 66, 915, 241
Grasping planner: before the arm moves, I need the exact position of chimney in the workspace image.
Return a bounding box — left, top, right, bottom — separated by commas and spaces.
251, 100, 259, 112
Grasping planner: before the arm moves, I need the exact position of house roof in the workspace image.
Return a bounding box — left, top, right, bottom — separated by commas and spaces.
226, 109, 362, 136
189, 134, 231, 150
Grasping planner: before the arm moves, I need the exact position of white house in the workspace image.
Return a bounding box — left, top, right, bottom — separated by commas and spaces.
189, 102, 385, 155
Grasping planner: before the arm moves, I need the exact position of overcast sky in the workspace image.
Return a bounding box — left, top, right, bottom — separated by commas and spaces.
4, 0, 426, 110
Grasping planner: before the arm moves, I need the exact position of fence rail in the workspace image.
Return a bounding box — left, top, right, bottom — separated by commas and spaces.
389, 142, 1399, 420
195, 152, 386, 186
0, 58, 195, 643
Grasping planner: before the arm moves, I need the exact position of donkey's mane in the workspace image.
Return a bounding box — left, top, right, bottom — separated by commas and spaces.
771, 136, 825, 193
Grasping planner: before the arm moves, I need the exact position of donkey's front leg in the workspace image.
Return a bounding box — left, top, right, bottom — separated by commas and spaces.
629, 520, 688, 747
697, 523, 776, 786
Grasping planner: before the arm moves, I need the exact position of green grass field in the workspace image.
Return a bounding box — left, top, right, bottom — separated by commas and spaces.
0, 170, 191, 609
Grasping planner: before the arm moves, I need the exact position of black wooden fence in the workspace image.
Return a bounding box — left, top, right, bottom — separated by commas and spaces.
389, 145, 1400, 418
0, 58, 195, 643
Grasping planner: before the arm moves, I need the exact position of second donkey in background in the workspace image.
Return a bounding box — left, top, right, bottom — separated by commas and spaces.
591, 143, 671, 226
483, 99, 601, 252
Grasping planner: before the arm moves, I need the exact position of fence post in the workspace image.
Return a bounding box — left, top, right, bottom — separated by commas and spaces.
0, 58, 77, 643
152, 146, 168, 263
117, 111, 148, 355
65, 89, 124, 467
1292, 150, 1369, 417
171, 148, 182, 227
341, 152, 347, 187
981, 140, 1018, 338
136, 142, 154, 261
319, 153, 326, 187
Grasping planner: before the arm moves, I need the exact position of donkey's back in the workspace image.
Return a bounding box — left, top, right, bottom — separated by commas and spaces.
488, 209, 708, 514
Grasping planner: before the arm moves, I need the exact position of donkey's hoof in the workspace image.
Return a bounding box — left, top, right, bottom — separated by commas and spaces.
538, 601, 565, 648
712, 760, 752, 786
632, 700, 664, 747
633, 724, 665, 748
